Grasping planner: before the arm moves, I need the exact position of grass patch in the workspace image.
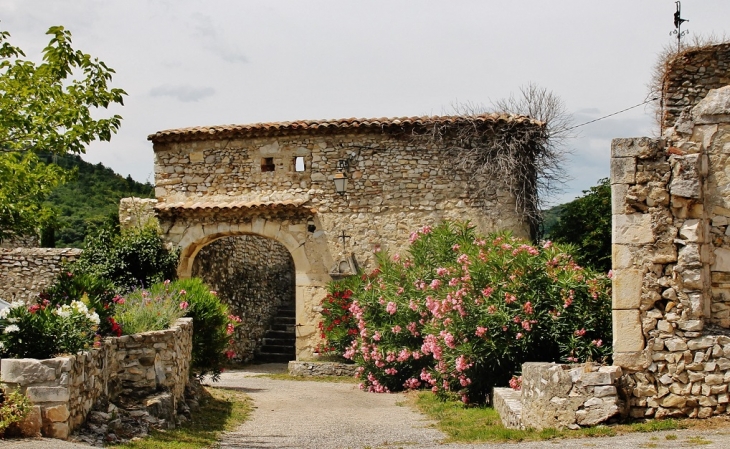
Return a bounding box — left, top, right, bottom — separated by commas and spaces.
410, 391, 617, 442
108, 387, 251, 449
410, 392, 725, 444
686, 436, 712, 445
256, 373, 359, 383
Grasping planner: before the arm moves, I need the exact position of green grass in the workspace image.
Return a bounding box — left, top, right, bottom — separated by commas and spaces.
410, 392, 692, 443
108, 387, 250, 449
256, 373, 359, 383
686, 436, 712, 445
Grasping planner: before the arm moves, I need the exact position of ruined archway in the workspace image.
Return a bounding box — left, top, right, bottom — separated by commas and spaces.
191, 234, 296, 363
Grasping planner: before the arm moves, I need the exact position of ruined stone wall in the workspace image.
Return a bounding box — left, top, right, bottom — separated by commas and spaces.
191, 235, 294, 361
611, 86, 730, 419
0, 318, 193, 439
119, 197, 158, 229
662, 42, 730, 129
0, 248, 82, 303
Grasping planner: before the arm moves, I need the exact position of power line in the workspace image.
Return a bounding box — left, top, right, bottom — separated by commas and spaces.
567, 97, 659, 131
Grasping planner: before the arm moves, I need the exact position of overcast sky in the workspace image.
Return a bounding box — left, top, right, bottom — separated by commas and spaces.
1, 1, 729, 205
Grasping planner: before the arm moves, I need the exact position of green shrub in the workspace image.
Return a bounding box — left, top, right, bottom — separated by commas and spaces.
113, 281, 188, 335
316, 276, 360, 356
0, 299, 101, 359
320, 221, 612, 403
0, 386, 32, 437
41, 271, 119, 336
72, 222, 179, 292
171, 278, 241, 381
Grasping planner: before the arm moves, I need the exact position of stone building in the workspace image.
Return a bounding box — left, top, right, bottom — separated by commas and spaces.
141, 114, 543, 360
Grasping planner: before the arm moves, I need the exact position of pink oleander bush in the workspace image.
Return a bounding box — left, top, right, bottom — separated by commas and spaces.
319, 221, 612, 404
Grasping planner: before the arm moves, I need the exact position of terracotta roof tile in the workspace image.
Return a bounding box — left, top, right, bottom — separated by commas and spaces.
155, 198, 309, 212
148, 113, 542, 144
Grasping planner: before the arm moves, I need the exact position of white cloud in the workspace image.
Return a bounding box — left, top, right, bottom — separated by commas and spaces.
149, 85, 216, 103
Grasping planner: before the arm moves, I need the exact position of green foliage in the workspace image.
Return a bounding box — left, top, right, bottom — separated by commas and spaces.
0, 26, 126, 155
0, 25, 125, 242
317, 277, 360, 356
548, 178, 611, 272
41, 154, 153, 247
42, 271, 119, 336
320, 221, 612, 403
72, 223, 180, 292
171, 278, 241, 381
0, 387, 32, 437
0, 299, 101, 359
0, 151, 67, 242
113, 281, 188, 335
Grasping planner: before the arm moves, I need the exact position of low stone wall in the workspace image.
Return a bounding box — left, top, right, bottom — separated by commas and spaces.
497, 362, 622, 430
0, 248, 81, 304
288, 360, 358, 377
0, 318, 193, 439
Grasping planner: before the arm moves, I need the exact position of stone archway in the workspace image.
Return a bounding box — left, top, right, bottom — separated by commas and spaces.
190, 234, 296, 362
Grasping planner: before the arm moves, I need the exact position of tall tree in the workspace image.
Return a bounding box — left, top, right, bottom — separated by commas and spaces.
0, 26, 126, 242
549, 178, 611, 273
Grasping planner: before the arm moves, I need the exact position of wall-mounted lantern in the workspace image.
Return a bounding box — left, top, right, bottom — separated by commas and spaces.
333, 159, 349, 195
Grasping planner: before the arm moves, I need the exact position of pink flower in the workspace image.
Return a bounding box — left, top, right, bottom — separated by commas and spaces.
404, 378, 421, 389
475, 326, 487, 337
391, 325, 402, 334
509, 375, 522, 391
386, 302, 397, 315
397, 287, 405, 295
373, 331, 381, 341
179, 301, 189, 310
542, 240, 553, 249
179, 289, 187, 295
487, 305, 497, 314
592, 339, 603, 347
225, 350, 236, 359
456, 254, 469, 265
521, 321, 531, 331
436, 267, 448, 276
210, 290, 218, 296
385, 368, 398, 375
430, 279, 442, 290
452, 244, 460, 251
574, 328, 587, 337
505, 293, 517, 304
455, 355, 472, 372
226, 323, 235, 335
516, 332, 523, 339
607, 269, 614, 279
481, 287, 493, 297
523, 301, 533, 314
393, 253, 401, 262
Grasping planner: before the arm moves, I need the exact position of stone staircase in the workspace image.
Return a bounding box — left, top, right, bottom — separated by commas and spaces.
256, 303, 296, 363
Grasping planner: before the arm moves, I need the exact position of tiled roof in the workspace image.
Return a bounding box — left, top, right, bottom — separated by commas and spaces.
148, 113, 542, 144
155, 198, 311, 213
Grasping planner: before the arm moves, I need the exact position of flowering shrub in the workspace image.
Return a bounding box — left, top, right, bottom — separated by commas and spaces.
171, 278, 241, 380
112, 281, 189, 335
0, 299, 100, 359
0, 386, 32, 437
321, 221, 611, 403
316, 277, 359, 356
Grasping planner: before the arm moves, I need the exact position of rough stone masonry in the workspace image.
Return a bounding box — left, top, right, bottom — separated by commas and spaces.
611, 85, 730, 419
138, 113, 544, 360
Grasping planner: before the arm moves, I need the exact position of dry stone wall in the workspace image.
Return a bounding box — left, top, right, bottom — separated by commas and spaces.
611, 86, 730, 419
0, 248, 81, 304
0, 318, 192, 439
191, 235, 294, 361
661, 43, 730, 130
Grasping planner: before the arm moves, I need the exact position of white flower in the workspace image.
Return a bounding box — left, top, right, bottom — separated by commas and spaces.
7, 318, 18, 323
70, 300, 89, 315
0, 341, 5, 349
3, 324, 20, 334
55, 304, 72, 318
0, 308, 9, 319
9, 300, 24, 309
87, 312, 100, 325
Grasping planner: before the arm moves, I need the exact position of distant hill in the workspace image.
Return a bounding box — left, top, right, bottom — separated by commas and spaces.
541, 203, 566, 237
39, 154, 154, 248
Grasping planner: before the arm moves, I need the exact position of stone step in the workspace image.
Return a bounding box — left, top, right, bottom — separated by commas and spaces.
263, 330, 295, 340
270, 323, 296, 332
256, 353, 295, 363
259, 343, 295, 353
272, 316, 295, 324
263, 336, 295, 345
493, 387, 523, 429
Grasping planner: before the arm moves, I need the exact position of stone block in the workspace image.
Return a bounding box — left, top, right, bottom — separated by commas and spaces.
612, 244, 635, 269
611, 138, 661, 159
25, 386, 70, 403
611, 183, 629, 215
580, 371, 614, 386
665, 338, 689, 351
613, 310, 644, 352
44, 404, 70, 423
594, 386, 617, 397
613, 213, 653, 245
1, 358, 57, 384
679, 219, 703, 242
43, 422, 69, 440
688, 336, 716, 351
612, 269, 643, 309
611, 158, 636, 184
692, 85, 730, 125
712, 247, 730, 272
670, 154, 701, 199
13, 405, 41, 437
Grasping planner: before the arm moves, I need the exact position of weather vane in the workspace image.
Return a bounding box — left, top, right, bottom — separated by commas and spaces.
670, 1, 689, 53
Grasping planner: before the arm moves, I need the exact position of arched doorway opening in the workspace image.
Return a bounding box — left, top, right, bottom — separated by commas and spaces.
191, 234, 296, 363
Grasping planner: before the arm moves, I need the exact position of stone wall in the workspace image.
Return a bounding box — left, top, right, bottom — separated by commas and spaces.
611, 86, 730, 419
0, 318, 193, 439
191, 235, 294, 361
287, 360, 358, 377
119, 197, 158, 229
661, 42, 730, 130
0, 248, 81, 304
148, 115, 542, 359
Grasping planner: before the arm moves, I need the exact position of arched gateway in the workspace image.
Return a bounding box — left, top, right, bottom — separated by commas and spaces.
133, 114, 543, 360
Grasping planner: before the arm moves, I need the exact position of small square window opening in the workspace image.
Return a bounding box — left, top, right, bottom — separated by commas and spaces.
294, 156, 305, 172
261, 157, 275, 172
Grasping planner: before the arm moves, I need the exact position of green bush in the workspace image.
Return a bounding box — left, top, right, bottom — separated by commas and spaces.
72, 222, 179, 292
171, 278, 240, 381
0, 387, 32, 437
113, 281, 188, 335
320, 221, 612, 403
0, 299, 101, 359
